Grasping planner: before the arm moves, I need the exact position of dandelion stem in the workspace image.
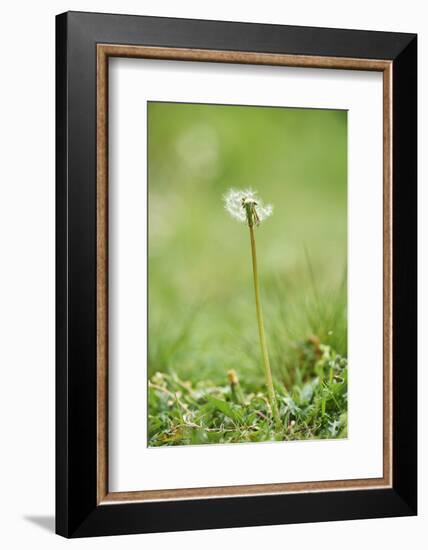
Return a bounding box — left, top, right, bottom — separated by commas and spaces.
248, 223, 281, 428
224, 188, 279, 429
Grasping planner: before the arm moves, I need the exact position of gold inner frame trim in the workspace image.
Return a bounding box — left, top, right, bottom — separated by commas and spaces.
96, 44, 393, 505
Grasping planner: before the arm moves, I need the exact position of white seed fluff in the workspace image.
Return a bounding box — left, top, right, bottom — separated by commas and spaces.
224, 188, 273, 225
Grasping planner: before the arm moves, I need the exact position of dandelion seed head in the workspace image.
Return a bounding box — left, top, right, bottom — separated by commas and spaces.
223, 188, 273, 226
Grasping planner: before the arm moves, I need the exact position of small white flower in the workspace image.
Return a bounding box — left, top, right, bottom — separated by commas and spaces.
223, 188, 273, 226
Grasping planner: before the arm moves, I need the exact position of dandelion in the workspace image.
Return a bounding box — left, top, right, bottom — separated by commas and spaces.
227, 369, 244, 405
224, 188, 273, 225
224, 188, 281, 428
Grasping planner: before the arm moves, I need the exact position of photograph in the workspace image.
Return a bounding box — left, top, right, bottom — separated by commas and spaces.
0, 2, 420, 545
147, 101, 348, 447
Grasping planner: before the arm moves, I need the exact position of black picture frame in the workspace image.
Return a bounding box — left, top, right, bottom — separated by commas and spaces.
56, 11, 417, 538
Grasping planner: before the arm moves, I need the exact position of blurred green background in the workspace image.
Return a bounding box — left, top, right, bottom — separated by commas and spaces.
148, 101, 347, 389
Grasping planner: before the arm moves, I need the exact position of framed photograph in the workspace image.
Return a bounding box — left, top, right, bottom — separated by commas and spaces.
56, 11, 417, 538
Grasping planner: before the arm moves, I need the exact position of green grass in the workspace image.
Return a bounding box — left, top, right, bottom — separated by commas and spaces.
148, 268, 348, 446
147, 101, 347, 446
148, 342, 347, 446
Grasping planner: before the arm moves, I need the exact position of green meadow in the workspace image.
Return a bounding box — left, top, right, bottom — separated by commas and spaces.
147, 102, 347, 446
